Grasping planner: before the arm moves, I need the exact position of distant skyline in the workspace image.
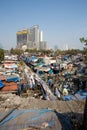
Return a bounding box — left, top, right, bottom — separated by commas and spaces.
0, 0, 87, 50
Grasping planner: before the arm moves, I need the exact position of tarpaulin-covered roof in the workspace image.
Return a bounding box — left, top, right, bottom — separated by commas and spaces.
0, 80, 5, 89
6, 76, 20, 82
0, 109, 73, 130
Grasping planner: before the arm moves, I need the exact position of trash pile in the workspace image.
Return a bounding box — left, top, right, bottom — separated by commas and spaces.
0, 53, 87, 102
22, 54, 87, 101
0, 53, 87, 129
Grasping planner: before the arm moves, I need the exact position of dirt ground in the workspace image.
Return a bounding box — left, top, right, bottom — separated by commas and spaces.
0, 92, 86, 130
0, 93, 85, 112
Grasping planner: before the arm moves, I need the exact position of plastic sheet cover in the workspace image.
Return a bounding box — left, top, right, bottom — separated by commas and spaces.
0, 109, 73, 130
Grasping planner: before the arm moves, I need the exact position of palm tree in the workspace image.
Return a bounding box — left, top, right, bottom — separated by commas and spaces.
80, 37, 87, 50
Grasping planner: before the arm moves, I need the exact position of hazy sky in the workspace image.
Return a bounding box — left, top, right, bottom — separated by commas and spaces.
0, 0, 87, 50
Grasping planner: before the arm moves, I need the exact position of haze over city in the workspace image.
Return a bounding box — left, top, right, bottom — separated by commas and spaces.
0, 0, 87, 50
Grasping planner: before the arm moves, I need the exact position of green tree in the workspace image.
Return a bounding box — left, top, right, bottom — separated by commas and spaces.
80, 37, 87, 47
82, 48, 87, 61
10, 48, 23, 55
55, 49, 63, 55
80, 37, 85, 43
0, 48, 4, 62
80, 37, 87, 61
10, 48, 14, 54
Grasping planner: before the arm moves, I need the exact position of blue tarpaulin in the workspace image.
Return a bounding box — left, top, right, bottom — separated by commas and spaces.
6, 76, 20, 82
63, 95, 74, 101
63, 90, 87, 101
0, 109, 73, 130
0, 80, 5, 89
75, 90, 87, 100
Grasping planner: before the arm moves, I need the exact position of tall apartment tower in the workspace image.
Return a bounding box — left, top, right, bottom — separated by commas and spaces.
39, 31, 43, 42
16, 29, 30, 49
16, 25, 47, 50
30, 25, 40, 49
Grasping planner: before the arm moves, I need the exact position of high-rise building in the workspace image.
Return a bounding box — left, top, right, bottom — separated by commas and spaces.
29, 25, 40, 49
16, 29, 30, 49
16, 25, 47, 50
39, 41, 47, 50
39, 31, 43, 42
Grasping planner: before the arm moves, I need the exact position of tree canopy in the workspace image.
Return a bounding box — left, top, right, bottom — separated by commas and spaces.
80, 37, 87, 46
0, 48, 4, 62
10, 48, 23, 55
